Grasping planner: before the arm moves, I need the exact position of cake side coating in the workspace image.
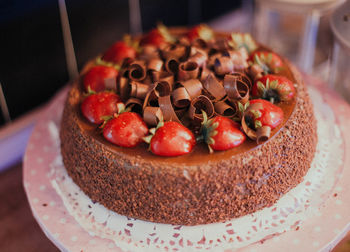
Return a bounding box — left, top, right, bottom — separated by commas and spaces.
60, 58, 317, 225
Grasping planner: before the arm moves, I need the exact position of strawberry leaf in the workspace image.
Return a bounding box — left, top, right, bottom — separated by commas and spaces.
255, 120, 262, 129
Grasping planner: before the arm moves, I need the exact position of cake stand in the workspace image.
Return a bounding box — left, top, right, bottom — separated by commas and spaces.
23, 76, 350, 252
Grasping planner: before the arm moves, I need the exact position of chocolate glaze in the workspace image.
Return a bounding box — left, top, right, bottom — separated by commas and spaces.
60, 29, 317, 225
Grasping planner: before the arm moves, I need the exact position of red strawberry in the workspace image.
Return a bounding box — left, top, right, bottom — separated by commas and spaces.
103, 112, 148, 148
187, 24, 214, 42
102, 40, 137, 64
81, 92, 120, 124
145, 121, 195, 157
252, 74, 295, 103
245, 99, 283, 130
83, 65, 118, 92
200, 113, 245, 152
248, 51, 284, 74
140, 24, 175, 47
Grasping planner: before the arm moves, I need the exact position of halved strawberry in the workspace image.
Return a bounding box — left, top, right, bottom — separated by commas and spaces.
81, 92, 120, 124
199, 112, 245, 153
102, 37, 137, 64
252, 74, 295, 103
140, 23, 176, 47
144, 121, 195, 157
244, 99, 283, 130
103, 111, 148, 148
248, 51, 284, 74
83, 65, 118, 92
186, 24, 214, 42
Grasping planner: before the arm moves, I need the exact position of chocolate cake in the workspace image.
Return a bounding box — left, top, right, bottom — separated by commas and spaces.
60, 25, 317, 225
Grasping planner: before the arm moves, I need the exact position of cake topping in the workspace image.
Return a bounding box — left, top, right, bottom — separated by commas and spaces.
101, 35, 137, 64
241, 99, 284, 143
81, 91, 121, 124
102, 104, 148, 148
144, 121, 196, 157
80, 24, 297, 155
83, 65, 119, 92
252, 74, 296, 103
198, 111, 246, 153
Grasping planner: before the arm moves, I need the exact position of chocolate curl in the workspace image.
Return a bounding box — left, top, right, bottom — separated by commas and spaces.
200, 68, 212, 82
152, 71, 174, 87
230, 72, 252, 90
172, 87, 191, 108
223, 74, 250, 104
147, 58, 163, 72
104, 76, 117, 91
176, 79, 203, 100
154, 81, 172, 97
248, 64, 264, 81
241, 103, 271, 144
129, 81, 152, 99
162, 44, 187, 60
165, 58, 179, 74
188, 95, 215, 122
211, 38, 230, 51
203, 73, 226, 101
143, 106, 163, 126
143, 89, 159, 109
207, 53, 221, 68
214, 100, 237, 118
128, 61, 147, 81
117, 77, 130, 102
125, 98, 143, 114
178, 61, 199, 81
214, 56, 234, 75
188, 51, 207, 68
158, 95, 182, 124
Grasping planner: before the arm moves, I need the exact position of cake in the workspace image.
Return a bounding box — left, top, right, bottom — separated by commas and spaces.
60, 25, 317, 225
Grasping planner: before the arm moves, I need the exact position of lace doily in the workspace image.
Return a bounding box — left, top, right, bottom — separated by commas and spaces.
48, 86, 343, 251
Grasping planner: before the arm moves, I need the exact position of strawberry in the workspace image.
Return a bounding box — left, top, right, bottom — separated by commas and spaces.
140, 24, 176, 47
252, 74, 295, 103
102, 38, 137, 64
248, 51, 284, 74
229, 33, 257, 54
83, 65, 118, 92
81, 92, 120, 124
244, 99, 283, 130
144, 121, 195, 157
200, 113, 245, 152
103, 111, 148, 148
186, 24, 214, 42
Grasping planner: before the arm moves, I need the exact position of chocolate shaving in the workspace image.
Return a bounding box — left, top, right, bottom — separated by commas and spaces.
214, 56, 234, 76
165, 58, 179, 74
248, 64, 264, 81
214, 100, 237, 118
223, 74, 250, 104
188, 95, 215, 122
154, 81, 172, 97
172, 87, 191, 108
129, 61, 147, 81
203, 73, 226, 101
192, 38, 208, 49
158, 95, 182, 123
176, 79, 203, 100
152, 71, 174, 86
143, 106, 163, 126
162, 44, 187, 60
140, 45, 159, 59
212, 37, 230, 51
142, 89, 159, 109
125, 98, 143, 114
178, 61, 199, 81
188, 51, 207, 68
241, 103, 271, 143
129, 81, 152, 99
147, 58, 163, 72
230, 72, 252, 90
200, 68, 212, 82
117, 77, 130, 102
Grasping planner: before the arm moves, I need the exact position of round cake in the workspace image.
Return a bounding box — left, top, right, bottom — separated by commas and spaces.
60, 25, 317, 225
